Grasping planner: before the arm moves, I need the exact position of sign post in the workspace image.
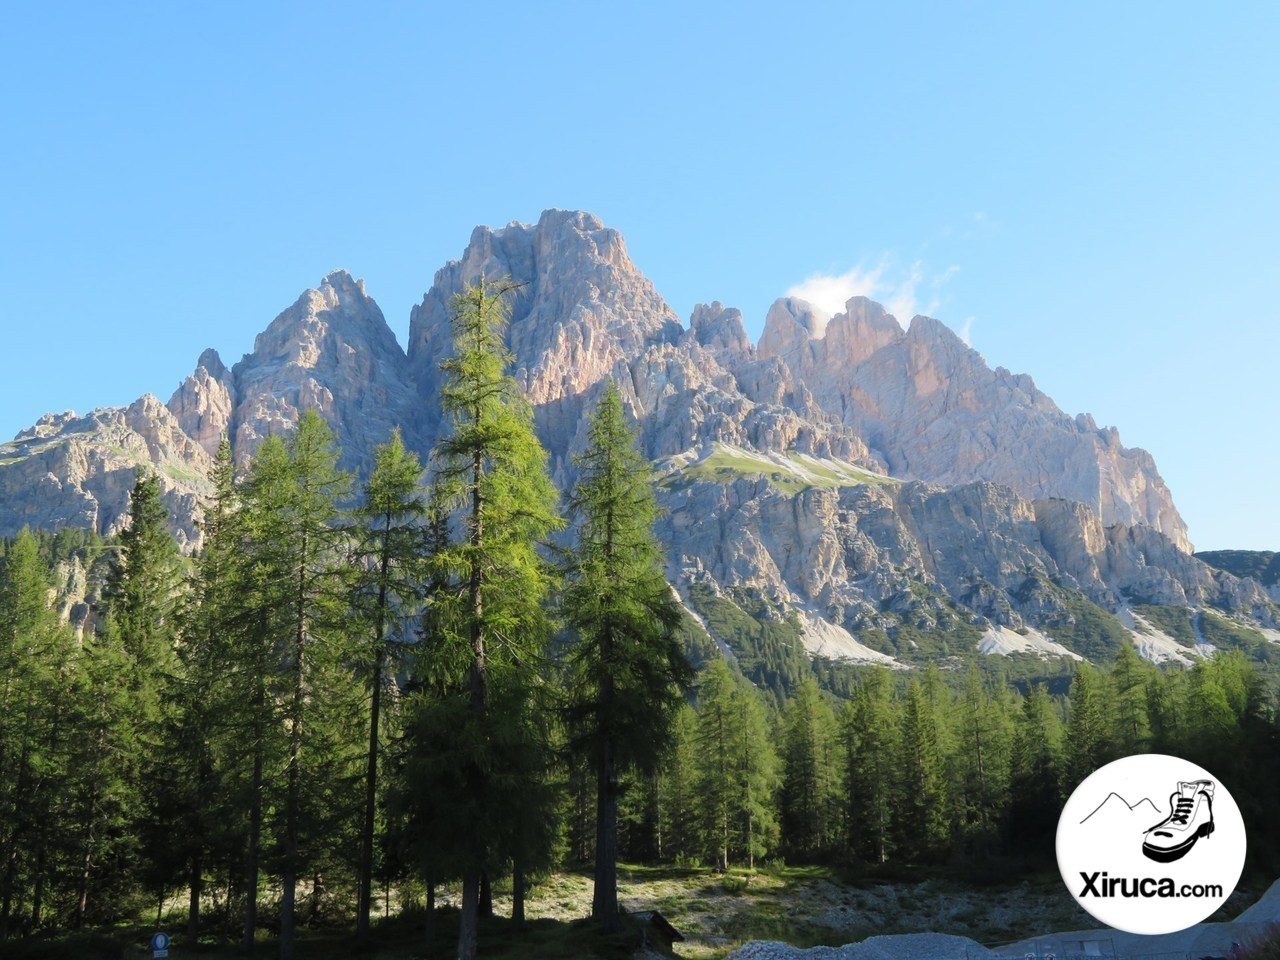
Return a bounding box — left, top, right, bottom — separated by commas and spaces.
151, 931, 170, 958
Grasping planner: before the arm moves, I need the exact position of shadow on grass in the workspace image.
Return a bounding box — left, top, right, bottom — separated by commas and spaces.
2, 908, 666, 960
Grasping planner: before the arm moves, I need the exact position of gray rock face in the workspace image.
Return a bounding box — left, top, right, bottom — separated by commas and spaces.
658, 470, 1275, 662
405, 210, 879, 491
168, 269, 422, 473
168, 348, 234, 457
0, 395, 212, 548
757, 296, 1190, 551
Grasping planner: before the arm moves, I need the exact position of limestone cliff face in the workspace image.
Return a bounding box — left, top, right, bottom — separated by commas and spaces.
657, 471, 1274, 665
167, 348, 234, 458
216, 269, 420, 472
406, 211, 880, 491
757, 296, 1191, 551
0, 395, 212, 548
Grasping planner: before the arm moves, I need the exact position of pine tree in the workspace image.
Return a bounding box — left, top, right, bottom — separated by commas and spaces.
0, 529, 75, 938
731, 679, 780, 869
562, 381, 692, 931
780, 678, 837, 858
171, 436, 244, 946
658, 703, 699, 863
845, 667, 898, 863
427, 276, 562, 960
1008, 683, 1063, 857
1110, 643, 1151, 754
1065, 664, 1110, 788
79, 472, 185, 926
238, 411, 358, 960
896, 678, 949, 861
352, 429, 425, 941
691, 660, 779, 870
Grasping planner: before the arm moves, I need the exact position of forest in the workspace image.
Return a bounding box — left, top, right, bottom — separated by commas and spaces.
1, 281, 1279, 960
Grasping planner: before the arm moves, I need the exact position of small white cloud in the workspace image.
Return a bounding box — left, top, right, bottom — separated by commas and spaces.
786, 263, 887, 317
959, 317, 975, 346
787, 256, 957, 324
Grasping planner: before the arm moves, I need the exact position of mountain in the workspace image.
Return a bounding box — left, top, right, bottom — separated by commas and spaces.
1079, 792, 1162, 828
2, 209, 1277, 676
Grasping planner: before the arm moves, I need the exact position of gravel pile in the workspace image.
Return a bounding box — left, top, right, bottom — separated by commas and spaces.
727, 932, 994, 960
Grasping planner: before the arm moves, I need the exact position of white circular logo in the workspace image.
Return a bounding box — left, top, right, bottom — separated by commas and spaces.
1057, 754, 1245, 935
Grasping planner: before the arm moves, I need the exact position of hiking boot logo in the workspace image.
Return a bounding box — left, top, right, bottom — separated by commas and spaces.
1142, 780, 1215, 863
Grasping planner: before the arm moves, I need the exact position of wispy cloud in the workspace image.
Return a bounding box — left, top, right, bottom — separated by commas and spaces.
786, 257, 959, 325
785, 264, 887, 317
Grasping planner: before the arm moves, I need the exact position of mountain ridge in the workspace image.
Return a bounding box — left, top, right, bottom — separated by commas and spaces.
3, 208, 1276, 675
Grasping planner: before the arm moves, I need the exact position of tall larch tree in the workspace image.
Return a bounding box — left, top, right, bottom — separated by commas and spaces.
428, 276, 562, 960
239, 411, 358, 960
352, 429, 425, 941
562, 380, 692, 932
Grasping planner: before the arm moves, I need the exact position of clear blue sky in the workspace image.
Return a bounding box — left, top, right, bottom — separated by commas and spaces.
2, 2, 1277, 550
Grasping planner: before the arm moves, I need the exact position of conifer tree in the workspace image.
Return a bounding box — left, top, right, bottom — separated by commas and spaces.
352, 429, 425, 941
76, 472, 185, 926
0, 529, 74, 938
562, 381, 691, 931
845, 667, 898, 863
693, 659, 738, 871
239, 411, 358, 960
731, 678, 780, 868
1065, 664, 1110, 788
658, 703, 699, 862
1008, 683, 1064, 856
172, 436, 242, 945
1110, 643, 1151, 754
896, 678, 949, 860
426, 276, 562, 960
780, 678, 837, 858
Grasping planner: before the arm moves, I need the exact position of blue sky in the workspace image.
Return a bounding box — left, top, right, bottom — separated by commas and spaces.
2, 2, 1277, 550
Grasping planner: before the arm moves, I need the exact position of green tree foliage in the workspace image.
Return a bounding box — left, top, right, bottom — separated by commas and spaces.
238, 412, 360, 960
952, 664, 1014, 854
0, 530, 77, 938
416, 276, 562, 960
895, 678, 950, 861
780, 678, 838, 859
1064, 664, 1110, 789
1007, 683, 1064, 860
351, 429, 425, 941
691, 660, 780, 870
843, 667, 899, 863
561, 381, 692, 930
656, 703, 699, 863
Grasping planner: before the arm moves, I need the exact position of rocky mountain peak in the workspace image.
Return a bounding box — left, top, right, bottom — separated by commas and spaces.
688, 302, 752, 356
407, 209, 683, 427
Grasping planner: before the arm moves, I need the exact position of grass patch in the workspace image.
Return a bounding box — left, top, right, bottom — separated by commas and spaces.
664, 445, 892, 496
1133, 604, 1197, 646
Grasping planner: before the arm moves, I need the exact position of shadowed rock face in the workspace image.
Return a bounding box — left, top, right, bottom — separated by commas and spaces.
2, 208, 1257, 667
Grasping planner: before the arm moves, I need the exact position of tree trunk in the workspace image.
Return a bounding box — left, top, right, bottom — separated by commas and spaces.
187, 854, 202, 946
457, 444, 486, 960
512, 861, 526, 929
424, 877, 436, 950
243, 697, 264, 951
357, 545, 390, 942
479, 871, 493, 918
592, 731, 620, 931
280, 867, 296, 960
457, 870, 479, 960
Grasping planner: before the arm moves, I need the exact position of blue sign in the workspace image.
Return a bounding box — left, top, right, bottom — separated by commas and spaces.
151, 932, 170, 951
